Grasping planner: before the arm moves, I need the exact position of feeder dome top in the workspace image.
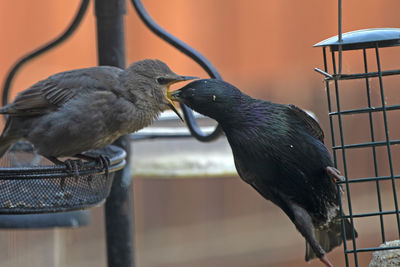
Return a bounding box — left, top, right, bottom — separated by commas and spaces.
314, 28, 400, 51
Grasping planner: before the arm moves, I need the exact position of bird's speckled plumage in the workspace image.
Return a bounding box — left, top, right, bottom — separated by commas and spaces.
171, 79, 357, 266
0, 59, 192, 158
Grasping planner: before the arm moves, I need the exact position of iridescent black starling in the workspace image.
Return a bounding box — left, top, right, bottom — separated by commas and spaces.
171, 79, 357, 267
0, 59, 195, 174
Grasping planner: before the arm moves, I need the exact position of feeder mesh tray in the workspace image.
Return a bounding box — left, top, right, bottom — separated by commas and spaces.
0, 142, 126, 214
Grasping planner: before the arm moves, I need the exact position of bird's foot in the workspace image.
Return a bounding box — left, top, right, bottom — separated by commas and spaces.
320, 255, 334, 267
75, 154, 110, 178
96, 155, 110, 179
74, 154, 110, 190
64, 159, 84, 183
84, 175, 93, 190
326, 166, 345, 182
45, 156, 83, 190
326, 166, 345, 193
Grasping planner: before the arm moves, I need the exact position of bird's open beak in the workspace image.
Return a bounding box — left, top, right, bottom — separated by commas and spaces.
165, 76, 198, 121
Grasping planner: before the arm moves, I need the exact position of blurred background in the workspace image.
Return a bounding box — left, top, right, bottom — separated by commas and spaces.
1, 0, 400, 266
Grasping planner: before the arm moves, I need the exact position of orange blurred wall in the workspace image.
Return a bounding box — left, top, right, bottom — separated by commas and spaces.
1, 2, 400, 267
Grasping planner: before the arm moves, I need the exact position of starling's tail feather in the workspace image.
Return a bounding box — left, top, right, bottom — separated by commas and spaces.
305, 217, 357, 261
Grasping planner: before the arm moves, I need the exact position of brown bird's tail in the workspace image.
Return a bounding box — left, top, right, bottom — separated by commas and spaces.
0, 136, 17, 157
305, 217, 357, 261
0, 117, 22, 157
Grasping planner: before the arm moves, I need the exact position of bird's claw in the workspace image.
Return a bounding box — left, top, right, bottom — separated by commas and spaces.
73, 153, 110, 189
86, 175, 93, 190
66, 159, 84, 179
87, 155, 110, 190
74, 153, 110, 178
97, 155, 110, 178
326, 166, 345, 182
85, 155, 110, 190
326, 166, 345, 193
60, 159, 84, 190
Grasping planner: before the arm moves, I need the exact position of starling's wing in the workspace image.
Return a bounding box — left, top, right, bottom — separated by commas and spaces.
287, 104, 324, 143
0, 66, 122, 116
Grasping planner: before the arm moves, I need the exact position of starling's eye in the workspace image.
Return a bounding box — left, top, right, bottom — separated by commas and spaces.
157, 77, 170, 85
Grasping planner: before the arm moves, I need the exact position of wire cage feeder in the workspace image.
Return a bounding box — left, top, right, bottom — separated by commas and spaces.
315, 28, 400, 266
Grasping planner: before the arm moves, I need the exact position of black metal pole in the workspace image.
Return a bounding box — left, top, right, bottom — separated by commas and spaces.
94, 1, 134, 267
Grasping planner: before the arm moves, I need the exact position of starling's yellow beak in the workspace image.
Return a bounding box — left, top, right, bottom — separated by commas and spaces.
165, 76, 198, 121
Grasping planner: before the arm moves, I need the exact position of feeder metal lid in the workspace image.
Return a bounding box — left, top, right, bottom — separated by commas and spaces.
314, 28, 400, 51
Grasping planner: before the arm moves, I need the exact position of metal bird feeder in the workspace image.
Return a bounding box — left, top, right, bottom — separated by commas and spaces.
0, 142, 126, 214
315, 27, 400, 267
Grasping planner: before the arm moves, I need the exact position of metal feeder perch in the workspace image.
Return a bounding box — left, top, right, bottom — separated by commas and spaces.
314, 28, 400, 267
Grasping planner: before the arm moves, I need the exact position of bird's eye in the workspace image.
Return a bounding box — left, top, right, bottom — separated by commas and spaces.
157, 77, 170, 85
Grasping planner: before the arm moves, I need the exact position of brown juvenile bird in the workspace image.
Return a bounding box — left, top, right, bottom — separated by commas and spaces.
0, 59, 195, 172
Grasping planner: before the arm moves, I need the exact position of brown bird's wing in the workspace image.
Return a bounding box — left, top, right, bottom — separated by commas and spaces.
0, 67, 122, 116
287, 104, 325, 143
2, 79, 72, 116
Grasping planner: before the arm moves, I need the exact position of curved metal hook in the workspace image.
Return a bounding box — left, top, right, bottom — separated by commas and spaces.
2, 0, 90, 106
131, 0, 223, 142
